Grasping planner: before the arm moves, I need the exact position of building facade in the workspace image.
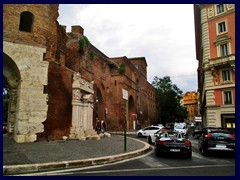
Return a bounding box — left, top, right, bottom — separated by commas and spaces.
194, 4, 235, 133
3, 4, 156, 142
182, 91, 198, 123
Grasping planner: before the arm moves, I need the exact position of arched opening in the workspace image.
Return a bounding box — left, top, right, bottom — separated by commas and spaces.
95, 87, 104, 124
19, 11, 34, 32
3, 53, 21, 136
128, 95, 135, 129
3, 78, 10, 134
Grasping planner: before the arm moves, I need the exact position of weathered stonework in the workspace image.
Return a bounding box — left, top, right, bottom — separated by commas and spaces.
3, 41, 48, 143
70, 73, 99, 140
3, 4, 156, 142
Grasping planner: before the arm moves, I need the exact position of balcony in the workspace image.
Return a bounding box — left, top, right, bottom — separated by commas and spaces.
208, 54, 235, 68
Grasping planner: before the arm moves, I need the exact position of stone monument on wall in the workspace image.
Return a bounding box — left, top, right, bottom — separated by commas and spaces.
69, 72, 100, 140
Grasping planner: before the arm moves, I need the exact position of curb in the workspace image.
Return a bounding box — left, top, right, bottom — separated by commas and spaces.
3, 136, 152, 175
108, 131, 137, 135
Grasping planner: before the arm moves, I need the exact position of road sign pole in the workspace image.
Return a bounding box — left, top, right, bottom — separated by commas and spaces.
124, 100, 127, 152
122, 89, 128, 153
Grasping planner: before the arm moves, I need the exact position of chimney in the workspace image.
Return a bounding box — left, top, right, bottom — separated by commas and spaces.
71, 25, 84, 35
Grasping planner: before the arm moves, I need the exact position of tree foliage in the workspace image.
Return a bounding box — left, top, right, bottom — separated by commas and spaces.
152, 76, 188, 125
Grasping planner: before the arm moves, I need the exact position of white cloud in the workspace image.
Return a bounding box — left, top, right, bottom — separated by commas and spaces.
58, 4, 198, 92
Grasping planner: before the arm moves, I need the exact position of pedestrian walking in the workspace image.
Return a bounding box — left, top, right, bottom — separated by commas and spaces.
101, 120, 106, 132
96, 120, 101, 134
137, 123, 142, 130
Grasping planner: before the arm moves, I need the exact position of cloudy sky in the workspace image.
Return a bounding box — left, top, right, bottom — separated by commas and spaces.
58, 4, 198, 93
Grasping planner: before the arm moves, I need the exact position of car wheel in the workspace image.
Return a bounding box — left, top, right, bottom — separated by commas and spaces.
147, 136, 153, 144
138, 133, 143, 137
155, 149, 161, 157
201, 147, 208, 156
186, 150, 192, 159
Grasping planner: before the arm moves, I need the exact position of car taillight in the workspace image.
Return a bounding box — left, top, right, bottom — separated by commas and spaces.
156, 140, 166, 145
230, 135, 235, 140
184, 141, 191, 146
204, 133, 211, 139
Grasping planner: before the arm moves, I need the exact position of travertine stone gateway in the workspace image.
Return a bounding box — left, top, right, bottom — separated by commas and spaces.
3, 41, 49, 143
70, 72, 100, 140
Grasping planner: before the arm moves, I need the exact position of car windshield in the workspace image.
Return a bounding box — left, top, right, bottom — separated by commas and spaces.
175, 124, 185, 129
158, 132, 180, 138
167, 132, 179, 138
210, 132, 231, 138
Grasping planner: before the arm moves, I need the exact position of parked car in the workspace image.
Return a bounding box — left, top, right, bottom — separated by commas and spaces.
198, 127, 235, 156
165, 123, 174, 130
190, 123, 196, 127
137, 125, 164, 137
192, 129, 202, 139
155, 130, 192, 158
174, 122, 188, 135
147, 128, 166, 144
3, 123, 8, 134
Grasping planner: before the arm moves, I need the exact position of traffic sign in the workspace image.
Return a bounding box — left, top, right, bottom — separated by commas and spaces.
122, 89, 128, 100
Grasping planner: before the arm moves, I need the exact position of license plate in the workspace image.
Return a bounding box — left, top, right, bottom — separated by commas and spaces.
170, 149, 180, 152
216, 145, 226, 148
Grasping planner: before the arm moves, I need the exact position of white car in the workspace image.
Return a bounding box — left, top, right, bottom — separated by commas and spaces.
137, 126, 163, 137
174, 123, 188, 134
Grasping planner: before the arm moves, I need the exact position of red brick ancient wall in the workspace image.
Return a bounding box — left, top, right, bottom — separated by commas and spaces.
3, 4, 59, 62
38, 61, 73, 140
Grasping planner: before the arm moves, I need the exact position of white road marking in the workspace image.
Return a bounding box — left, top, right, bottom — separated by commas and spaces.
139, 155, 169, 167
192, 152, 234, 164
49, 164, 235, 175
14, 148, 234, 176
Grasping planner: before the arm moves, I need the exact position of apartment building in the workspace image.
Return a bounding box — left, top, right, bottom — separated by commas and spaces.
194, 4, 235, 133
182, 91, 198, 123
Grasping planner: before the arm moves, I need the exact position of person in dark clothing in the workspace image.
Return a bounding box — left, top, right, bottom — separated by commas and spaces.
96, 120, 101, 134
137, 123, 142, 130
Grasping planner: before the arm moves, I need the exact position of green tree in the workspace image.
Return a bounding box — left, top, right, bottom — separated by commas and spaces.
152, 76, 188, 125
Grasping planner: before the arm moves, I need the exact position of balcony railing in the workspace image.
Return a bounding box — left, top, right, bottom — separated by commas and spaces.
208, 54, 235, 68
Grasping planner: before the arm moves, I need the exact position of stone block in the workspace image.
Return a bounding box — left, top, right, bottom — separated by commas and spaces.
25, 133, 37, 142
14, 134, 26, 143
77, 136, 86, 141
104, 132, 111, 138
69, 134, 77, 139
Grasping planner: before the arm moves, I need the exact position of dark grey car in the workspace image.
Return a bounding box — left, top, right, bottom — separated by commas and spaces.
198, 127, 235, 156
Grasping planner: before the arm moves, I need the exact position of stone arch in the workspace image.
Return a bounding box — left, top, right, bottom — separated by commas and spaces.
94, 84, 105, 123
3, 41, 49, 143
3, 53, 21, 136
128, 95, 135, 129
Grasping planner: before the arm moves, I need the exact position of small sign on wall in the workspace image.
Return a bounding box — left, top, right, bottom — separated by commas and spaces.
122, 89, 128, 100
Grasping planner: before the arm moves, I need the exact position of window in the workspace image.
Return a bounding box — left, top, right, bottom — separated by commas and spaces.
217, 21, 226, 34
222, 69, 231, 82
220, 43, 229, 56
216, 4, 225, 14
19, 11, 34, 32
223, 91, 232, 104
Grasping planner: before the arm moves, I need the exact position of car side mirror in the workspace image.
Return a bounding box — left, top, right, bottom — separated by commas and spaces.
154, 134, 159, 138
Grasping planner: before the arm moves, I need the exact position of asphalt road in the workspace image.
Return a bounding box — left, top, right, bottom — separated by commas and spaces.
17, 134, 235, 176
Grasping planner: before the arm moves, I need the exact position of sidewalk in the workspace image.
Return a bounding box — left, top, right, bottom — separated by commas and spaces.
3, 133, 151, 175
